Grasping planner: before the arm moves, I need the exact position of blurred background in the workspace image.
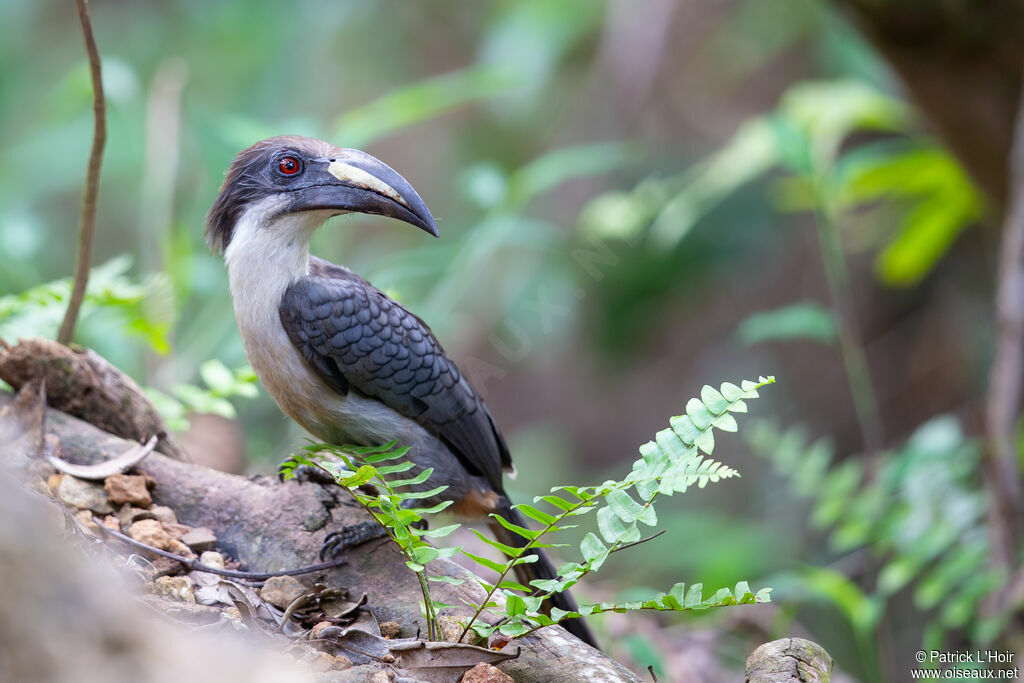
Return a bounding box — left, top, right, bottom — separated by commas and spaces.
2, 1, 1022, 680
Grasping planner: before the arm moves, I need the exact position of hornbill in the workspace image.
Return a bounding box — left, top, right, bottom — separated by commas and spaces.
206, 136, 596, 647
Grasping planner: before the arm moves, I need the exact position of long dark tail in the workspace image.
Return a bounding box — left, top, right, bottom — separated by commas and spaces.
489, 499, 599, 649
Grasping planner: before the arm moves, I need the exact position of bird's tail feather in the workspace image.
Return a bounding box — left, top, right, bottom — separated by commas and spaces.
487, 499, 599, 649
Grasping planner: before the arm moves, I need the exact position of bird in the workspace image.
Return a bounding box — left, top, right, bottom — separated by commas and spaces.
206, 135, 596, 647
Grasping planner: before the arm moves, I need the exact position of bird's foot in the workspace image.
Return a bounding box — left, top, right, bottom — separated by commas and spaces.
279, 461, 338, 486
319, 521, 388, 560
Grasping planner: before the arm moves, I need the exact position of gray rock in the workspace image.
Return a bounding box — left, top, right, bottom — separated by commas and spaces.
259, 575, 307, 609
199, 551, 226, 569
57, 476, 113, 514
181, 527, 218, 553
149, 505, 178, 525
153, 575, 195, 604
116, 505, 155, 531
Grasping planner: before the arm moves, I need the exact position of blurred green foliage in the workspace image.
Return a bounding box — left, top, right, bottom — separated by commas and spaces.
579, 78, 982, 289
748, 417, 1005, 681
0, 0, 1005, 680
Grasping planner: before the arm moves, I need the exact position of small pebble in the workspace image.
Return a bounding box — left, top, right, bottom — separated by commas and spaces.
199, 551, 225, 569
259, 575, 307, 609
74, 509, 99, 536
153, 575, 195, 603
181, 527, 218, 553
150, 556, 186, 578
57, 476, 113, 514
310, 621, 334, 639
128, 519, 174, 550
379, 621, 401, 638
104, 474, 152, 507
305, 652, 335, 673
461, 662, 513, 683
161, 522, 192, 540
149, 505, 178, 525
167, 539, 195, 559
438, 615, 467, 643
116, 505, 155, 531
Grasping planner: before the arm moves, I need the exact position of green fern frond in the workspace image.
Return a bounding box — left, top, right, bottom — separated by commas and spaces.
746, 416, 1007, 648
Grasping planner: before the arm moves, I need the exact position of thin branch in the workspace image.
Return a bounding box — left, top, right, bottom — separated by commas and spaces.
984, 73, 1024, 570
95, 523, 348, 580
609, 529, 666, 553
812, 187, 883, 461
58, 0, 107, 345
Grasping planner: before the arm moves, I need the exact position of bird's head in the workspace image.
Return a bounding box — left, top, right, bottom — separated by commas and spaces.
205, 135, 437, 254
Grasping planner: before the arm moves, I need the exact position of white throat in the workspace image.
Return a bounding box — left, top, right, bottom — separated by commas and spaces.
223, 198, 333, 308
222, 200, 334, 380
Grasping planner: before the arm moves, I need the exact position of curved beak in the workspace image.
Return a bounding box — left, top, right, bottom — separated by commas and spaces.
290, 149, 438, 237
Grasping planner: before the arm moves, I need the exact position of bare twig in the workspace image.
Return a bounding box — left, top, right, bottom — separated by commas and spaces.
609, 529, 666, 553
812, 191, 883, 462
985, 74, 1024, 570
58, 0, 107, 345
95, 523, 348, 580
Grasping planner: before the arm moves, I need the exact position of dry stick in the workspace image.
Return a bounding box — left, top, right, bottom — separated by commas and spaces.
985, 76, 1024, 571
95, 523, 348, 580
58, 0, 107, 345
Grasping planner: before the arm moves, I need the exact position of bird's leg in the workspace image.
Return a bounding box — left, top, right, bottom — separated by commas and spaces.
318, 504, 430, 560
319, 521, 388, 560
277, 459, 339, 486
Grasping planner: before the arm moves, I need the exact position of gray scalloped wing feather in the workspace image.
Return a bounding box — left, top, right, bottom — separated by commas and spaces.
279, 257, 510, 491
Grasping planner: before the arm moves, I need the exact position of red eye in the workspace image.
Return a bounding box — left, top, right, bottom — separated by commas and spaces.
278, 157, 300, 175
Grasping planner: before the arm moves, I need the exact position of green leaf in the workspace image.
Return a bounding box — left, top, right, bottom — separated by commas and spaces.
685, 398, 714, 431
668, 416, 700, 447
397, 485, 449, 500
694, 429, 715, 455
498, 580, 531, 592
538, 495, 574, 512
684, 584, 703, 608
490, 513, 540, 541
530, 578, 568, 593
199, 359, 236, 394
374, 461, 417, 476
801, 566, 881, 638
418, 523, 461, 539
580, 532, 609, 569
737, 301, 837, 346
461, 550, 508, 574
700, 385, 729, 415
470, 529, 523, 558
427, 575, 465, 585
504, 593, 526, 617
409, 500, 454, 515
332, 65, 521, 148
606, 488, 644, 523
412, 545, 440, 565
516, 503, 557, 525
596, 505, 627, 544
388, 468, 434, 487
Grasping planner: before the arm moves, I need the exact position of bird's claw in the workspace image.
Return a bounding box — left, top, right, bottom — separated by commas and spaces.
319, 521, 388, 561
279, 461, 337, 486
